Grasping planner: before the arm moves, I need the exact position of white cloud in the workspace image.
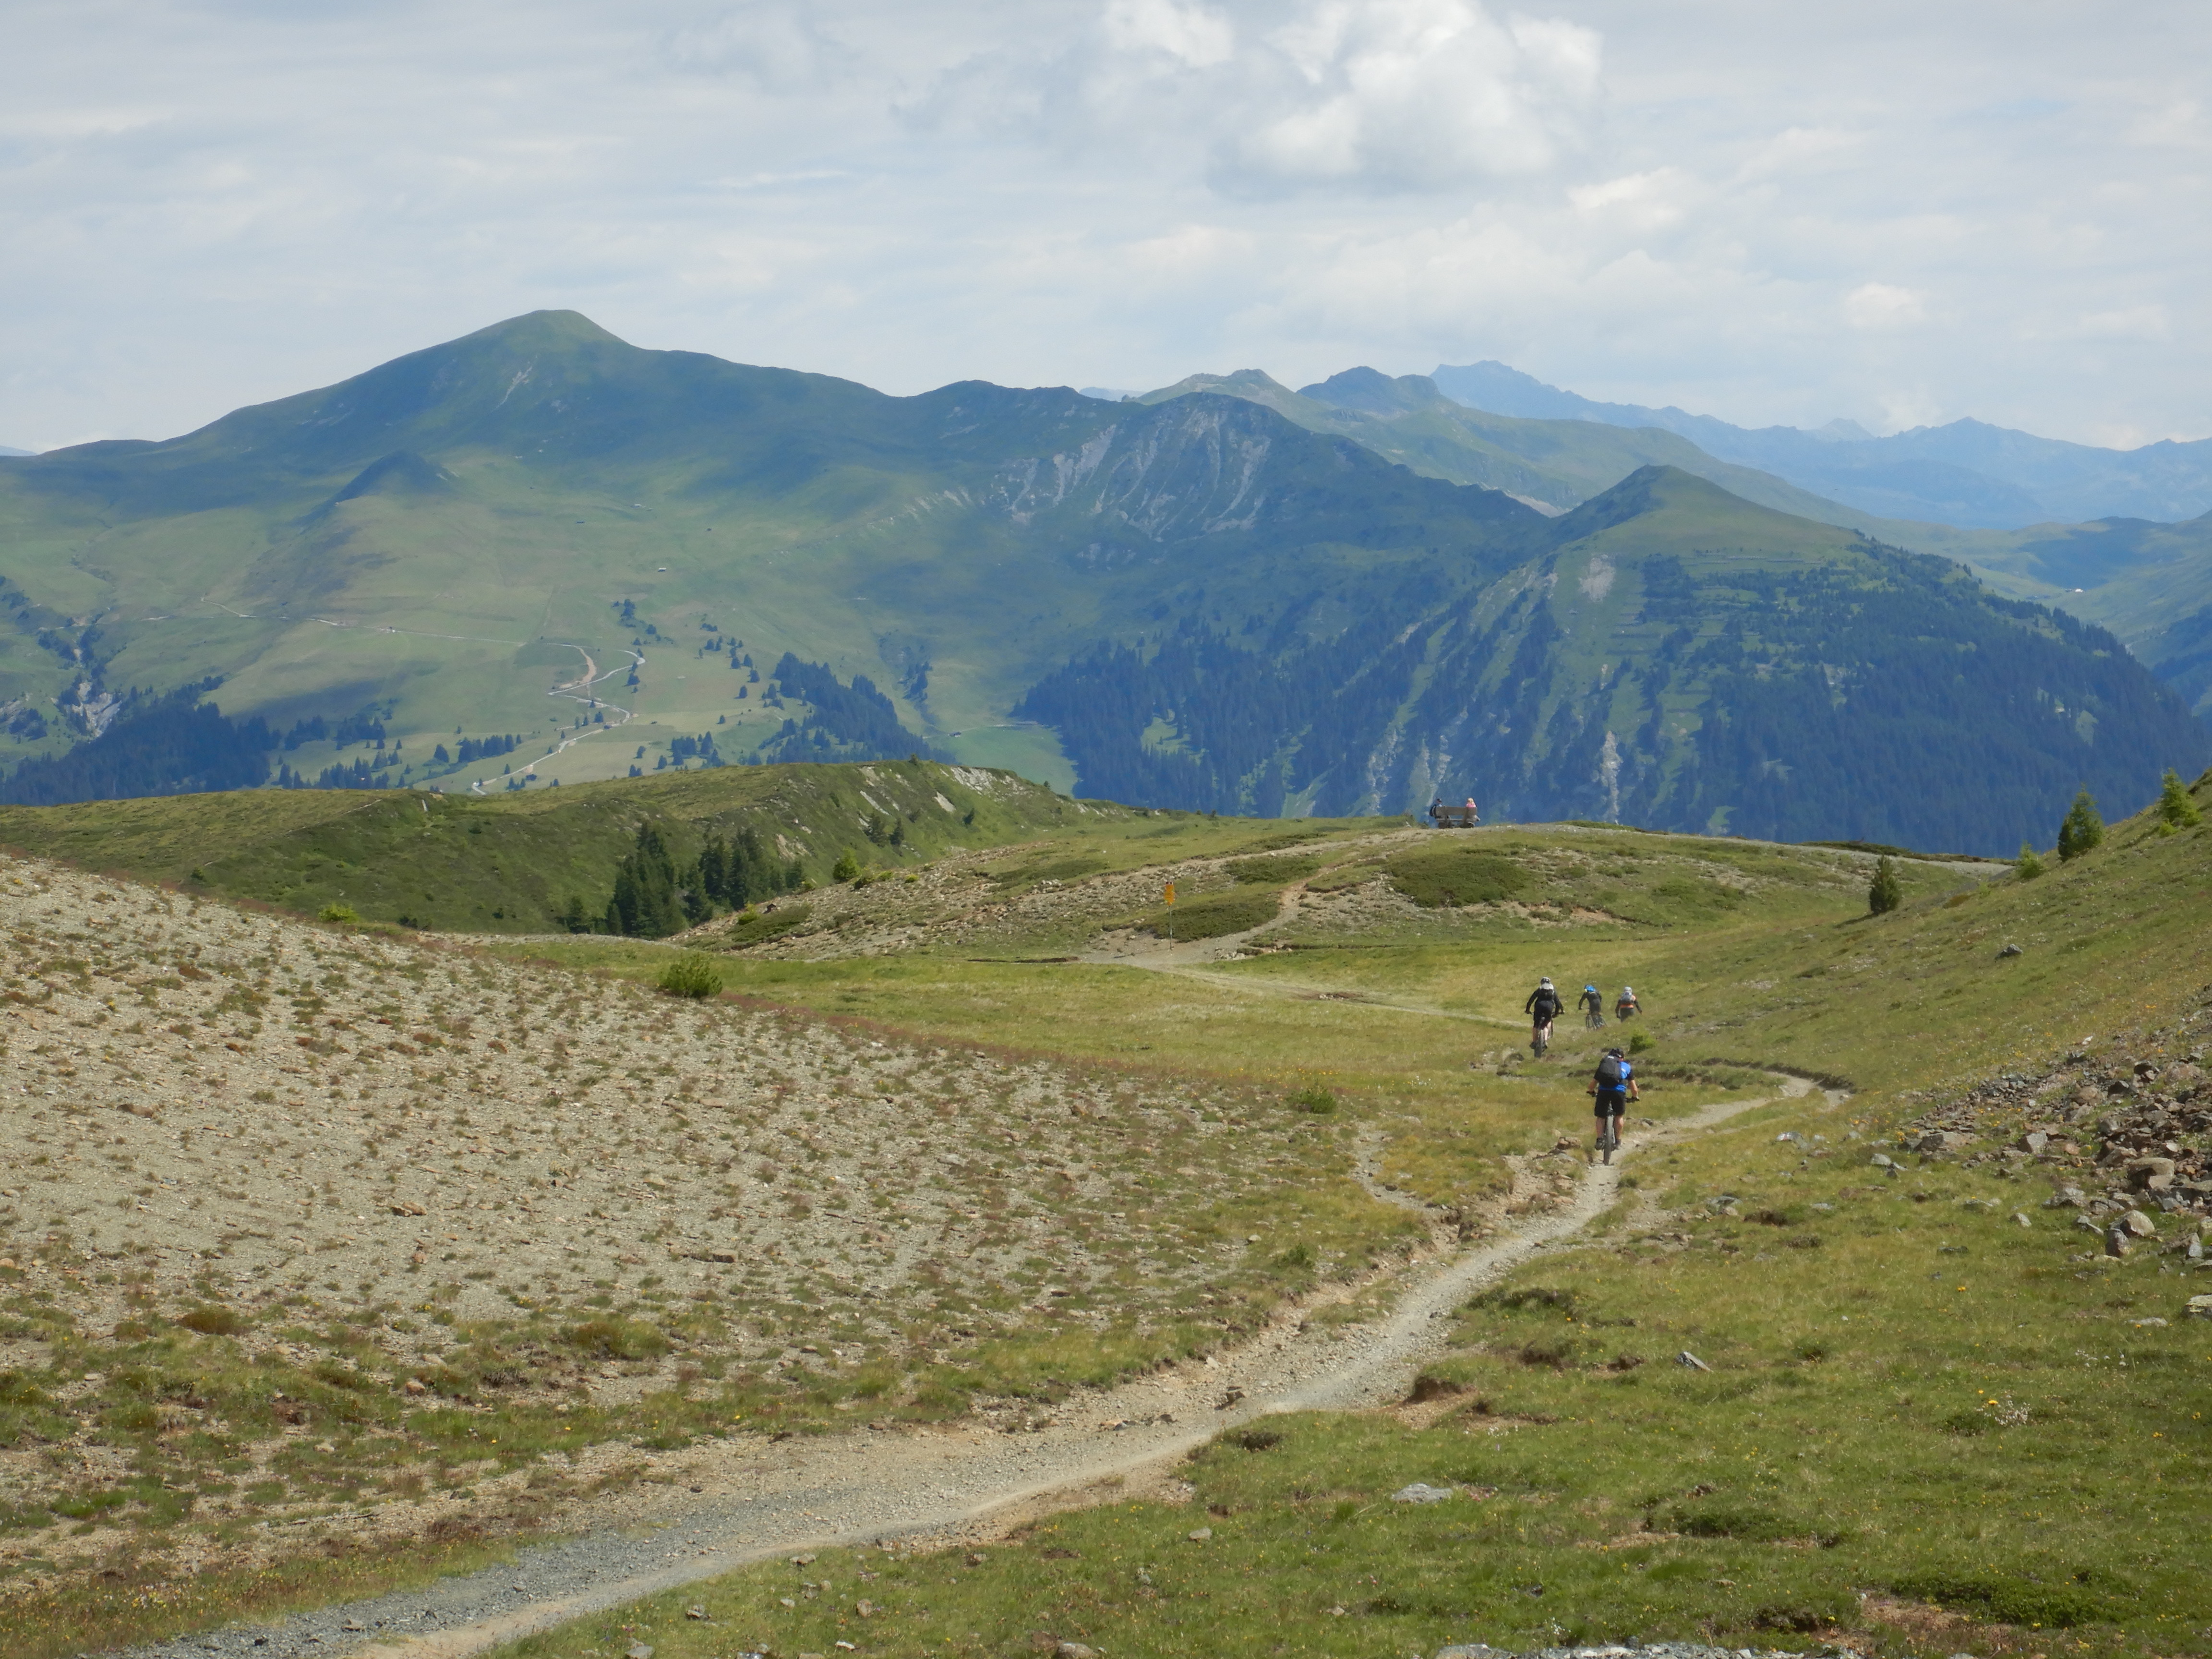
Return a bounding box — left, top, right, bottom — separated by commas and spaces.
1568, 166, 1695, 231
1103, 0, 1235, 68
1225, 1, 1602, 192
1, 0, 2210, 450
909, 0, 1603, 195
2073, 304, 2170, 340
1843, 282, 1926, 331
662, 5, 856, 92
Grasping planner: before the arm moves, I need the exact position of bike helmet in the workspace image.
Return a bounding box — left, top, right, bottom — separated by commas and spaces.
1620, 986, 1634, 996
1539, 977, 1554, 988
1585, 984, 1597, 993
1606, 1046, 1624, 1057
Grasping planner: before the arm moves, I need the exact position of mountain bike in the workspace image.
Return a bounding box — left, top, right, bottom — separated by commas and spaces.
1530, 1021, 1552, 1059
1584, 1009, 1606, 1030
1596, 1112, 1621, 1165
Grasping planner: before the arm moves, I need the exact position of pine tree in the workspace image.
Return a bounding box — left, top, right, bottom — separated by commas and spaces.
2056, 789, 2104, 862
832, 851, 861, 883
604, 823, 685, 936
2014, 842, 2045, 881
2157, 769, 2203, 828
1867, 855, 1902, 915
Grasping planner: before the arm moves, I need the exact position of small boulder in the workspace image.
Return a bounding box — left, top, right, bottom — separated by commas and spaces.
2125, 1210, 2159, 1237
1187, 1527, 1212, 1542
2018, 1131, 2049, 1155
1870, 1154, 1895, 1169
1999, 943, 2024, 958
1675, 1350, 1711, 1371
2127, 1157, 2177, 1192
1056, 1644, 1099, 1659
2185, 1294, 2212, 1319
2010, 1213, 2032, 1228
1391, 1483, 1455, 1504
626, 1645, 654, 1659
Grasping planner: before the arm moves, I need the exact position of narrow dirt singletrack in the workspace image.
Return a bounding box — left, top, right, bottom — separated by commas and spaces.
132, 1084, 1806, 1659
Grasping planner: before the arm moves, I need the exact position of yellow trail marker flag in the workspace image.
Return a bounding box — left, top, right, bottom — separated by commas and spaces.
1163, 881, 1176, 905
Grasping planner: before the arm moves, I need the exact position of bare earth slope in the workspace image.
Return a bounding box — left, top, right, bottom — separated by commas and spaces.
0, 852, 1412, 1647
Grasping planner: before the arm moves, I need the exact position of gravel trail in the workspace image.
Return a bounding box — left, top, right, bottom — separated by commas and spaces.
119, 1084, 1801, 1659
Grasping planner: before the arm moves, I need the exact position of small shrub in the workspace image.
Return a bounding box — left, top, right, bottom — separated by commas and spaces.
657, 953, 722, 999
1288, 1085, 1337, 1115
1888, 1570, 2107, 1628
1627, 1031, 1654, 1055
1146, 887, 1280, 939
561, 1317, 670, 1361
2015, 841, 2045, 880
1382, 846, 1530, 908
176, 1304, 245, 1336
2157, 767, 2203, 828
318, 903, 361, 925
832, 851, 862, 883
2057, 788, 2104, 861
1866, 855, 1902, 915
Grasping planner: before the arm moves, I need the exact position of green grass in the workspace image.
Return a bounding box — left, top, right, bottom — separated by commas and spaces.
8, 771, 2210, 1656
476, 777, 2212, 1659
486, 1072, 2212, 1659
0, 759, 1119, 933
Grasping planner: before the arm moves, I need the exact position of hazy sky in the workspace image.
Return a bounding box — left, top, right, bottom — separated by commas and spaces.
4, 0, 2207, 451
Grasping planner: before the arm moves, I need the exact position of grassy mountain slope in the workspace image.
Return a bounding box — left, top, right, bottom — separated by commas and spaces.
0, 759, 1116, 933
0, 313, 2199, 850
1136, 364, 1888, 526
485, 756, 2212, 1659
1018, 466, 2210, 850
4, 757, 2210, 1657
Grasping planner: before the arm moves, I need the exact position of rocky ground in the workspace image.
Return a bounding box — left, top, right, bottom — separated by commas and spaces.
1893, 993, 2212, 1258
0, 852, 1376, 1612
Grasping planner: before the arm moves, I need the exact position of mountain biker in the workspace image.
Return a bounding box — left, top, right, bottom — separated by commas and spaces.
1614, 985, 1640, 1021
1578, 983, 1605, 1028
1524, 977, 1563, 1055
1588, 1046, 1639, 1164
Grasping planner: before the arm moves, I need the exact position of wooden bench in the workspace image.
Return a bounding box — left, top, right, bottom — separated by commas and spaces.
1428, 804, 1480, 828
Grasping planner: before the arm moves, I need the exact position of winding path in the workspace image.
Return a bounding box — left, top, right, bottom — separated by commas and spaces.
125, 1082, 1805, 1659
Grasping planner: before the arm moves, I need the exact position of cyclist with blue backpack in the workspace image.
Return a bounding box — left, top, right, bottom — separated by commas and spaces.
1589, 1047, 1639, 1164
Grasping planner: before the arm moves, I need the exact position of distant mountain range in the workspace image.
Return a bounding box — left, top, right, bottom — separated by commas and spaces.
0, 311, 2202, 851
1431, 361, 2212, 529
0, 446, 32, 458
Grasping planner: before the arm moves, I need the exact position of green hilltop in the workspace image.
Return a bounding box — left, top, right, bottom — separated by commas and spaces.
0, 758, 1118, 934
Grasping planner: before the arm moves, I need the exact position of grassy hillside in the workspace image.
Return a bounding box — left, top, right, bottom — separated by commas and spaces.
1019, 467, 2208, 848
1, 314, 2199, 852
3, 756, 2207, 1658
0, 759, 1125, 933
1141, 365, 1895, 528
481, 771, 2212, 1659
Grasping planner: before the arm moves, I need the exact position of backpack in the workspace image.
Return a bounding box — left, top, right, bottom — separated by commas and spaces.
1535, 988, 1561, 1018
1596, 1055, 1624, 1087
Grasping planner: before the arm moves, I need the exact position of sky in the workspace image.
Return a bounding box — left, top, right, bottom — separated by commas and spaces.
3, 0, 2208, 452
